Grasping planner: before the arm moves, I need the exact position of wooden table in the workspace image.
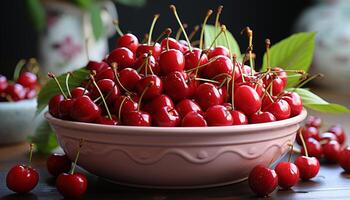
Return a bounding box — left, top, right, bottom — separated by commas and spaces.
1, 89, 350, 200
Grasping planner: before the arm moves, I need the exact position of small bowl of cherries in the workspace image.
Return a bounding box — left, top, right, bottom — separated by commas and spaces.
0, 59, 40, 144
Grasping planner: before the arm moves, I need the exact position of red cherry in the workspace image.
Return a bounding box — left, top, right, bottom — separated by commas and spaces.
234, 85, 261, 116
305, 115, 322, 129
159, 49, 185, 75
294, 156, 320, 180
123, 111, 151, 126
114, 95, 138, 117
319, 132, 337, 143
6, 165, 39, 193
272, 67, 288, 87
56, 173, 87, 199
95, 68, 115, 81
184, 48, 208, 70
250, 111, 276, 124
17, 72, 37, 89
181, 111, 207, 127
175, 99, 202, 118
338, 146, 350, 172
263, 75, 285, 96
95, 115, 119, 125
70, 96, 101, 122
153, 106, 181, 127
261, 95, 276, 110
160, 37, 182, 51
322, 140, 341, 163
145, 94, 174, 114
275, 162, 299, 189
86, 61, 109, 73
205, 105, 233, 126
282, 92, 303, 117
116, 33, 139, 53
5, 83, 26, 101
91, 79, 120, 104
264, 99, 291, 120
207, 46, 230, 59
133, 53, 158, 75
107, 47, 135, 69
230, 110, 248, 125
248, 165, 278, 197
47, 153, 72, 177
25, 88, 37, 99
328, 124, 346, 144
202, 55, 233, 82
49, 94, 65, 118
194, 83, 223, 111
118, 68, 142, 91
301, 138, 323, 159
71, 87, 89, 98
136, 43, 161, 60
0, 75, 8, 92
163, 71, 190, 102
296, 126, 319, 145
136, 75, 163, 100
58, 98, 75, 119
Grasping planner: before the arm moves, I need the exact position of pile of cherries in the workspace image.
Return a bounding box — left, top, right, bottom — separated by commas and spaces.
0, 60, 38, 102
248, 115, 350, 197
48, 5, 304, 127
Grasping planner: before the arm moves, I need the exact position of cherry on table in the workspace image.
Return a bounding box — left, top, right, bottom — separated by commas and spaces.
319, 132, 337, 143
294, 156, 320, 180
248, 165, 278, 197
296, 126, 319, 145
301, 137, 323, 159
338, 146, 350, 173
328, 124, 346, 145
275, 162, 299, 189
181, 111, 207, 127
322, 140, 341, 163
47, 153, 72, 177
305, 115, 322, 129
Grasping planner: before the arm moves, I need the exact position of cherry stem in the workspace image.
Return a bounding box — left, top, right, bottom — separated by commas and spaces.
142, 34, 149, 44
294, 73, 323, 90
90, 74, 112, 120
112, 20, 124, 36
110, 63, 133, 94
207, 25, 225, 51
222, 25, 233, 61
48, 72, 68, 99
199, 9, 213, 50
188, 25, 200, 41
65, 72, 72, 98
153, 28, 172, 45
13, 59, 26, 81
211, 72, 232, 80
137, 82, 154, 111
175, 23, 187, 40
186, 55, 220, 73
166, 29, 173, 51
83, 79, 91, 97
147, 14, 160, 45
118, 96, 129, 121
194, 77, 219, 84
214, 5, 223, 47
299, 130, 309, 157
28, 143, 34, 166
170, 5, 192, 51
288, 143, 293, 162
71, 139, 84, 175
265, 38, 271, 71
231, 55, 237, 108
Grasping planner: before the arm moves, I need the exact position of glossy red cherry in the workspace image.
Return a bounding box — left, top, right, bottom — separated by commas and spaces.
17, 72, 37, 89
47, 153, 72, 177
70, 96, 101, 122
107, 47, 135, 69
272, 67, 288, 87
133, 53, 158, 75
91, 79, 120, 104
25, 88, 37, 99
6, 165, 39, 193
0, 75, 8, 92
181, 111, 207, 127
56, 173, 87, 199
184, 48, 208, 70
230, 110, 248, 125
319, 132, 337, 143
338, 146, 350, 172
297, 126, 319, 145
204, 105, 233, 126
95, 68, 115, 81
114, 95, 138, 117
49, 94, 65, 118
234, 85, 261, 116
159, 49, 185, 75
202, 55, 233, 82
71, 87, 89, 98
58, 98, 75, 119
5, 83, 26, 101
116, 33, 139, 53
282, 92, 303, 117
86, 61, 109, 73
264, 99, 291, 121
95, 115, 119, 125
136, 43, 161, 60
136, 75, 163, 100
250, 111, 276, 124
153, 106, 181, 127
305, 115, 322, 129
294, 156, 320, 180
160, 37, 182, 51
123, 111, 151, 126
275, 162, 299, 189
207, 46, 230, 59
194, 83, 223, 111
175, 99, 202, 118
145, 94, 174, 114
118, 68, 142, 92
301, 138, 323, 159
328, 124, 346, 144
263, 75, 285, 96
163, 71, 190, 102
322, 140, 341, 163
248, 165, 278, 197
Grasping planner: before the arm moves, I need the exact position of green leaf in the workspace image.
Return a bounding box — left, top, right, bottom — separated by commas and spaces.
287, 88, 350, 113
204, 25, 241, 58
73, 0, 93, 9
90, 5, 105, 40
26, 0, 46, 32
36, 68, 89, 115
116, 0, 146, 7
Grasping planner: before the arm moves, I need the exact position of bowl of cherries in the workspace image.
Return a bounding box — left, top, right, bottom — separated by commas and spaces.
41, 5, 346, 188
0, 59, 39, 144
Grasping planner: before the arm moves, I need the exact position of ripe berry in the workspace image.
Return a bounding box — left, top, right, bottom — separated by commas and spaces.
116, 33, 139, 53
136, 43, 161, 60
5, 83, 26, 101
152, 106, 181, 127
305, 116, 322, 129
86, 61, 109, 73
194, 83, 223, 111
159, 49, 185, 75
47, 153, 72, 177
58, 98, 75, 119
207, 46, 229, 59
296, 126, 319, 145
250, 111, 276, 124
136, 75, 163, 100
338, 146, 350, 172
204, 105, 233, 126
91, 79, 120, 104
294, 156, 320, 180
281, 92, 303, 117
230, 110, 248, 125
145, 94, 174, 114
56, 173, 88, 199
202, 55, 233, 82
107, 47, 135, 69
0, 75, 8, 92
328, 124, 346, 144
234, 85, 261, 115
264, 99, 291, 120
275, 162, 299, 189
184, 48, 208, 70
49, 94, 65, 118
70, 96, 101, 123
181, 111, 207, 127
160, 37, 182, 51
322, 140, 341, 163
118, 68, 142, 92
163, 71, 190, 102
248, 165, 278, 197
6, 165, 39, 193
17, 72, 37, 89
301, 138, 323, 159
176, 99, 202, 118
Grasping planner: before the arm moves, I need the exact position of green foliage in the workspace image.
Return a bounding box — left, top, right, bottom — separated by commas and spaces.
26, 0, 46, 32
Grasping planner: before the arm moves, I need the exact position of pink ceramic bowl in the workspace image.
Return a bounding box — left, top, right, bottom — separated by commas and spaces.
45, 109, 307, 189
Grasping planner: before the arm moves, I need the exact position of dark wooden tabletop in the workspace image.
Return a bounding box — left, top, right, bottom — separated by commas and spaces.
0, 142, 350, 200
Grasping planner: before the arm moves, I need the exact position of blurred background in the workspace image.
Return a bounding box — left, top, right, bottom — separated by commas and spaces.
0, 0, 313, 76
